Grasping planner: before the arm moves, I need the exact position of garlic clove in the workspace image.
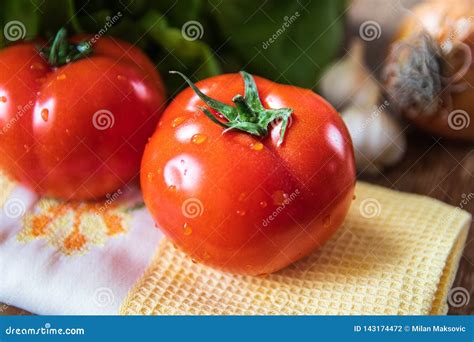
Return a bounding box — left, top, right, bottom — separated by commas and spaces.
319, 39, 380, 109
319, 38, 407, 173
341, 104, 406, 174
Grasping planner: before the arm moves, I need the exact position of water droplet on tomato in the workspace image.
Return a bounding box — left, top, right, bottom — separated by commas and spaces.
30, 63, 45, 71
259, 201, 267, 208
168, 185, 177, 192
183, 223, 192, 235
23, 144, 29, 151
236, 209, 246, 216
272, 190, 288, 206
323, 215, 331, 227
238, 192, 246, 201
171, 116, 186, 128
40, 108, 49, 122
191, 258, 198, 264
250, 142, 263, 151
116, 75, 126, 81
191, 133, 207, 145
147, 172, 154, 181
56, 74, 66, 80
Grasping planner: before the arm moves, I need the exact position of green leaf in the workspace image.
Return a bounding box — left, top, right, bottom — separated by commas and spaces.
0, 0, 41, 46
207, 0, 347, 89
139, 10, 221, 93
38, 0, 82, 35
152, 0, 204, 26
0, 0, 346, 97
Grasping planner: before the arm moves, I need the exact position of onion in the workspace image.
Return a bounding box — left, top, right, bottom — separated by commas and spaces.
383, 0, 474, 141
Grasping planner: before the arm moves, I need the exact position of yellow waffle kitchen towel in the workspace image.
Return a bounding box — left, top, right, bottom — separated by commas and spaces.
120, 182, 471, 315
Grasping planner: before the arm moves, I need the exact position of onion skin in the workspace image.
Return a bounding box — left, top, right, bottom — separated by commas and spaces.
384, 0, 474, 141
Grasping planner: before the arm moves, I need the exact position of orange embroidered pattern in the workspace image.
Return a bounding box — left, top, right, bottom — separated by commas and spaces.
18, 199, 131, 255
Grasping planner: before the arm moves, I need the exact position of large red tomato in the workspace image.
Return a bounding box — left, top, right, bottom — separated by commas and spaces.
141, 71, 355, 275
0, 29, 166, 200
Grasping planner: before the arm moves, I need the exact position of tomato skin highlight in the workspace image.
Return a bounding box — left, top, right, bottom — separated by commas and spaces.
0, 37, 166, 200
141, 73, 356, 275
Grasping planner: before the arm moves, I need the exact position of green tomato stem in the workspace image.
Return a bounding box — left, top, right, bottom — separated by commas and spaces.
40, 28, 92, 67
170, 70, 293, 146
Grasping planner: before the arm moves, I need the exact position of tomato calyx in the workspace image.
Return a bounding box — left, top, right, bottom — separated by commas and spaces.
39, 28, 92, 67
170, 70, 293, 146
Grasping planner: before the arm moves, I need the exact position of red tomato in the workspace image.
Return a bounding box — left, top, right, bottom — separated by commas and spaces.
141, 72, 355, 275
0, 30, 165, 200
